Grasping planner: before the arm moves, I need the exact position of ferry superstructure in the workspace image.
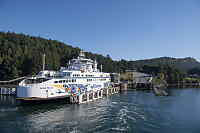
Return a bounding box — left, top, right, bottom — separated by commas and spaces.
17, 51, 111, 100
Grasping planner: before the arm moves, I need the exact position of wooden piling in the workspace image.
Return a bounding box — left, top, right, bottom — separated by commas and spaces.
120, 83, 127, 91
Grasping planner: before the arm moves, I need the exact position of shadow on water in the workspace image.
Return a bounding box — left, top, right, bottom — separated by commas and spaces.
15, 101, 79, 118
0, 95, 75, 116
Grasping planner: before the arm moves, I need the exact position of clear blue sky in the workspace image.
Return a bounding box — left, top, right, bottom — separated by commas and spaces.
0, 0, 200, 61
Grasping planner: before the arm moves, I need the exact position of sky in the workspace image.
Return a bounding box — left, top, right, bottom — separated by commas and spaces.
0, 0, 200, 61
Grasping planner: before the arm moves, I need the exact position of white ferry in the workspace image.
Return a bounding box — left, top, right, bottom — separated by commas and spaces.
17, 51, 111, 100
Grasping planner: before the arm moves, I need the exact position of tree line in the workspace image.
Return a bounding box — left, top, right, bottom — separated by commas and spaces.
0, 31, 196, 84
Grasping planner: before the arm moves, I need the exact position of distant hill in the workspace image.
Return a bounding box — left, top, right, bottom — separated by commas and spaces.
133, 57, 200, 72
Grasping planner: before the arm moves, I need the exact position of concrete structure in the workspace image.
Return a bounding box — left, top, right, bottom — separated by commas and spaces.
126, 70, 152, 84
120, 83, 127, 91
112, 73, 120, 83
70, 87, 120, 104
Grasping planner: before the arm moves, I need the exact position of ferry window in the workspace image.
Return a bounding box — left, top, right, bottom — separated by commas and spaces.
54, 81, 58, 83
63, 80, 65, 83
66, 80, 68, 83
72, 79, 74, 82
82, 74, 83, 77
68, 80, 71, 82
65, 73, 70, 77
59, 80, 62, 83
87, 79, 92, 82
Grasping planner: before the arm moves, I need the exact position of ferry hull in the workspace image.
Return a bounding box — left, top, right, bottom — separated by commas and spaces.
17, 83, 71, 99
17, 85, 45, 98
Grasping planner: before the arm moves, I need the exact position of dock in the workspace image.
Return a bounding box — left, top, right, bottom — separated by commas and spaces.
0, 87, 16, 95
70, 86, 120, 104
0, 82, 127, 104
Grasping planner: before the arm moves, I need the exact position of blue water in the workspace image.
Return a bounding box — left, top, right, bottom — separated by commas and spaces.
1, 88, 200, 133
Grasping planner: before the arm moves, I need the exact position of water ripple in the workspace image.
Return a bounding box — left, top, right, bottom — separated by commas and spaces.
1, 89, 200, 133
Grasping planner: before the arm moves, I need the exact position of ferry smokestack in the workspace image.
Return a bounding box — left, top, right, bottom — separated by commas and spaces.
43, 54, 45, 71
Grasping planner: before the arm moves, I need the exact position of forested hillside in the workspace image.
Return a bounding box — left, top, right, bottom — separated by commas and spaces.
0, 32, 120, 80
0, 31, 198, 84
133, 57, 200, 72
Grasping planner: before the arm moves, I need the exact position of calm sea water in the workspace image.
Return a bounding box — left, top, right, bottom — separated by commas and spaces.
1, 87, 200, 133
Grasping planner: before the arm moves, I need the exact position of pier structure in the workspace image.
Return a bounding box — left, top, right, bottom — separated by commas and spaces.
125, 70, 153, 89
0, 87, 16, 95
70, 87, 120, 104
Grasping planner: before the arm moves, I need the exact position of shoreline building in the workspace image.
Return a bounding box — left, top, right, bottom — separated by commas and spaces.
126, 70, 152, 83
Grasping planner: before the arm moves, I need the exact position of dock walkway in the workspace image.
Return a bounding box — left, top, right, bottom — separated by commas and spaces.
70, 87, 120, 104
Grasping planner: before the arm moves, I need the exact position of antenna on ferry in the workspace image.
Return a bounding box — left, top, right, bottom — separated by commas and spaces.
43, 54, 45, 71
